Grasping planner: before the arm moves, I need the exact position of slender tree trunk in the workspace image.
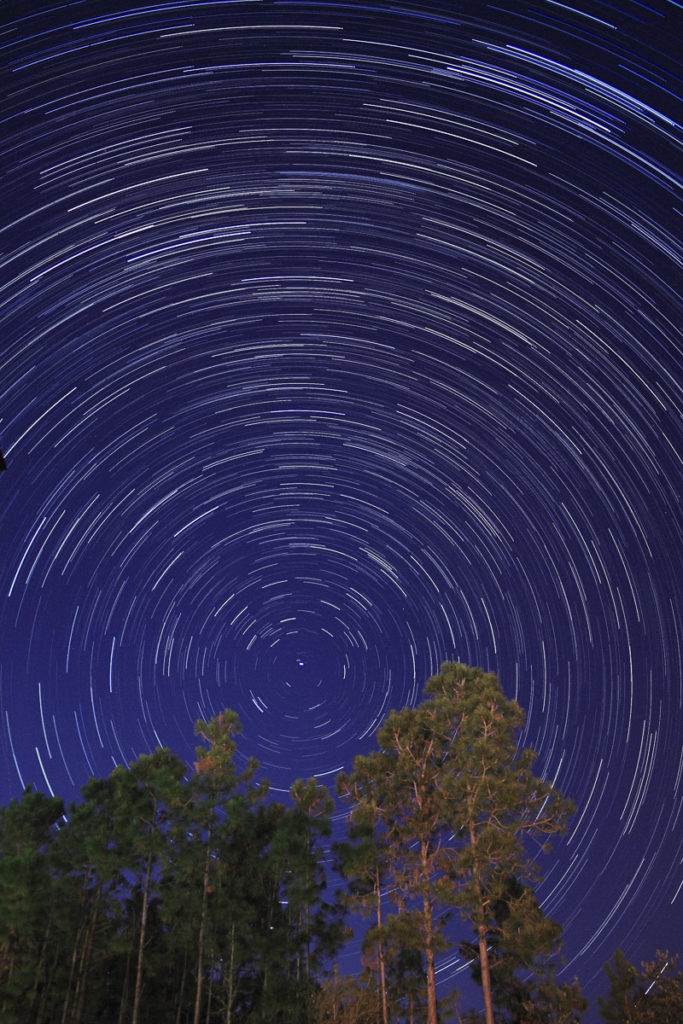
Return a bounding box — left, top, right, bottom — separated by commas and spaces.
175, 952, 188, 1024
374, 865, 389, 1024
420, 842, 438, 1024
468, 813, 494, 1024
225, 922, 235, 1024
205, 965, 214, 1024
193, 826, 212, 1024
132, 850, 154, 1024
1, 951, 13, 1016
295, 908, 302, 983
305, 903, 311, 980
62, 917, 85, 1024
62, 869, 93, 1024
424, 937, 438, 1024
74, 882, 101, 1024
30, 918, 52, 1016
117, 950, 132, 1024
477, 922, 494, 1024
1, 953, 15, 1019
38, 937, 61, 1024
62, 878, 88, 1024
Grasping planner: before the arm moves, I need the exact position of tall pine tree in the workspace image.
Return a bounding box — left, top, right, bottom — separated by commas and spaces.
338, 663, 575, 1024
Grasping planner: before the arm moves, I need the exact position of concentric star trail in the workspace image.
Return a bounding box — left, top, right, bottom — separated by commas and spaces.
0, 1, 680, 1011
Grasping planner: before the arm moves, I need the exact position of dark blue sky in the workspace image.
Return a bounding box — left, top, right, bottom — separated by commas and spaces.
0, 1, 680, 1016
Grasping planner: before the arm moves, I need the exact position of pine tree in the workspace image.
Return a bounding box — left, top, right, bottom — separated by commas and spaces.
313, 966, 377, 1023
189, 708, 264, 1024
110, 748, 186, 1024
338, 663, 575, 1024
599, 950, 683, 1024
0, 786, 64, 1022
339, 714, 454, 1024
423, 663, 575, 1024
51, 773, 134, 1024
460, 875, 585, 1022
337, 760, 420, 1024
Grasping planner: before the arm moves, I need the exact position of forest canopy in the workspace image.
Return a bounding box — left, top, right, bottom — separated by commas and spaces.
1, 663, 678, 1023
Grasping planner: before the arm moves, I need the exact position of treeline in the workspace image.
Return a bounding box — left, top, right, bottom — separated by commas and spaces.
1, 663, 680, 1023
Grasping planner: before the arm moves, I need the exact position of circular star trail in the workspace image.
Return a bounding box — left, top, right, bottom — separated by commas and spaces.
0, 0, 680, 1010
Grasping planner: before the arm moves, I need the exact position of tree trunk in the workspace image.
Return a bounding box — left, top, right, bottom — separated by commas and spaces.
225, 922, 236, 1024
62, 872, 93, 1024
175, 952, 188, 1024
424, 938, 439, 1024
61, 920, 83, 1024
74, 882, 101, 1024
477, 922, 494, 1024
30, 917, 52, 1016
205, 964, 214, 1024
38, 937, 61, 1024
468, 812, 493, 1024
1, 952, 14, 1017
374, 865, 389, 1024
420, 841, 438, 1024
117, 950, 132, 1024
193, 826, 212, 1024
132, 850, 154, 1024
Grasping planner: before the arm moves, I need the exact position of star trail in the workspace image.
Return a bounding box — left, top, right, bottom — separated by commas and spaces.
0, 0, 680, 1012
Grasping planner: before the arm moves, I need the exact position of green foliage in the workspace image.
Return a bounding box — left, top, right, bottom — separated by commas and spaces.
338, 662, 576, 1024
0, 667, 613, 1024
599, 949, 639, 1023
459, 875, 585, 1023
0, 711, 342, 1023
313, 968, 378, 1023
0, 786, 64, 1022
599, 950, 683, 1024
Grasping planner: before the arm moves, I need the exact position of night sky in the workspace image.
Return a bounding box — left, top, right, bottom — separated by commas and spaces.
0, 0, 680, 1015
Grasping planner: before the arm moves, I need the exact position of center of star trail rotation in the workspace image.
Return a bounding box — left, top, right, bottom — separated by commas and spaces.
0, 0, 680, 1015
